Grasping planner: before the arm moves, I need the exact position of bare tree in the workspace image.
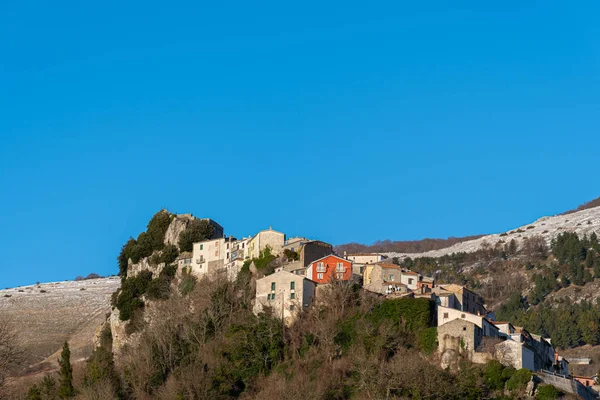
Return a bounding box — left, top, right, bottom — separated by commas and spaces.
0, 317, 24, 398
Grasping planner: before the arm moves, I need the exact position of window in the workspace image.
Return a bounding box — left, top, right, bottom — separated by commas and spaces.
200, 244, 203, 250
226, 243, 229, 249
443, 313, 449, 319
408, 278, 414, 285
271, 282, 276, 291
316, 262, 326, 273
267, 294, 271, 300
463, 327, 467, 331
215, 251, 218, 256
290, 292, 295, 299
336, 262, 345, 272
461, 314, 465, 318
290, 305, 295, 311
290, 281, 295, 290
337, 273, 343, 279
389, 274, 394, 281
226, 252, 229, 259
242, 243, 245, 248
317, 273, 324, 280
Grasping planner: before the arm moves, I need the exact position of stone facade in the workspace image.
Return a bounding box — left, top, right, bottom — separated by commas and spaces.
248, 228, 285, 259
253, 270, 316, 324
438, 319, 483, 356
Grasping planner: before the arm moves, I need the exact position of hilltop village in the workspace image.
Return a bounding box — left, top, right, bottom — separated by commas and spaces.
110, 212, 600, 399
129, 217, 594, 383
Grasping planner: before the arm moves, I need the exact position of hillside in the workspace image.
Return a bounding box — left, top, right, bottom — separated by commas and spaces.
0, 277, 120, 373
385, 204, 600, 260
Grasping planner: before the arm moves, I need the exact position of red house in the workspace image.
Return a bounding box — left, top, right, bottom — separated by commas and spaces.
306, 254, 352, 284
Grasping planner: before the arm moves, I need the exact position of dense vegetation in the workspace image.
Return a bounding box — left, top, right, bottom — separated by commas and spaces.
177, 219, 215, 252
25, 276, 561, 400
117, 211, 174, 276
401, 231, 600, 349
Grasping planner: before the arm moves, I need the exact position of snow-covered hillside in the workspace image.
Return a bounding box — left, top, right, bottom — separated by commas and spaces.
0, 277, 120, 367
385, 206, 600, 260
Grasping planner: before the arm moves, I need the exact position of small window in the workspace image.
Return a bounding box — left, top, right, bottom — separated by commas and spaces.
408, 278, 414, 285
290, 292, 295, 299
461, 314, 465, 318
443, 313, 449, 319
389, 274, 394, 281
290, 305, 295, 311
200, 244, 203, 250
215, 251, 218, 256
271, 282, 276, 291
290, 281, 295, 290
317, 273, 324, 280
226, 243, 229, 249
267, 294, 271, 300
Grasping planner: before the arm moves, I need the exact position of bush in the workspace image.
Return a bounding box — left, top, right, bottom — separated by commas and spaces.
159, 244, 179, 265
505, 368, 531, 391
146, 210, 172, 251
178, 219, 215, 252
367, 298, 435, 331
146, 278, 172, 300
535, 384, 561, 400
417, 327, 438, 354
484, 360, 506, 391
115, 271, 153, 321
179, 273, 197, 296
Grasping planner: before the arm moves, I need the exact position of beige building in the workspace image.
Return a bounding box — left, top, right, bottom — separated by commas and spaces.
253, 270, 317, 324
433, 284, 486, 315
248, 227, 285, 259
191, 236, 238, 277
346, 253, 386, 275
438, 319, 484, 356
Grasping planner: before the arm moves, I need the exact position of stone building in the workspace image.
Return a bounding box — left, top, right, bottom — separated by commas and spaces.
253, 270, 317, 324
438, 319, 484, 357
248, 227, 285, 259
433, 284, 486, 315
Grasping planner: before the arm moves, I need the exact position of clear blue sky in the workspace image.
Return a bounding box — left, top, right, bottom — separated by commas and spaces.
1, 1, 599, 288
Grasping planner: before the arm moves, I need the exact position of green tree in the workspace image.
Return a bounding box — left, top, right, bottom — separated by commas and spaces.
535, 384, 561, 399
57, 342, 74, 398
178, 220, 215, 252
146, 210, 171, 251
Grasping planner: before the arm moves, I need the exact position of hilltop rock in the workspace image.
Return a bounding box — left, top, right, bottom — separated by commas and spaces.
164, 214, 194, 246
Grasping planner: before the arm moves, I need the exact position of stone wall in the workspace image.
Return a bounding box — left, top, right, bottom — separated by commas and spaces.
438, 319, 482, 355
537, 370, 598, 400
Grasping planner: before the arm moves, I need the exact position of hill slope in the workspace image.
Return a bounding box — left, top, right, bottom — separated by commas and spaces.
0, 277, 120, 372
384, 205, 600, 259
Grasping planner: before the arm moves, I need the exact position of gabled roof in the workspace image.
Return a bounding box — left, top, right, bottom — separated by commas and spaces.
402, 270, 420, 276
309, 253, 350, 265
377, 263, 401, 269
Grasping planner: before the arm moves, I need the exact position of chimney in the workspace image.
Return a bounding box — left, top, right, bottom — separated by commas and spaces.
344, 251, 347, 258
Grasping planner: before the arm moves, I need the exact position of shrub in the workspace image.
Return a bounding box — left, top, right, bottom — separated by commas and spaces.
146, 278, 171, 300
535, 384, 561, 400
417, 327, 438, 354
146, 210, 171, 251
115, 270, 153, 321
179, 273, 197, 296
178, 219, 215, 252
367, 298, 435, 331
159, 244, 179, 265
484, 360, 506, 391
505, 368, 531, 391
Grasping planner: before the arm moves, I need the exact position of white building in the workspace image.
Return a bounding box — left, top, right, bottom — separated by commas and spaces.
253, 270, 316, 324
191, 236, 238, 277
346, 253, 386, 275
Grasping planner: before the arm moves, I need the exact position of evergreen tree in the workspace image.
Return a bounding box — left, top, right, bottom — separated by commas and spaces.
586, 250, 595, 268
57, 342, 74, 398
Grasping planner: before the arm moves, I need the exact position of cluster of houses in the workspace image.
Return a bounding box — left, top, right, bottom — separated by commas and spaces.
174, 225, 598, 389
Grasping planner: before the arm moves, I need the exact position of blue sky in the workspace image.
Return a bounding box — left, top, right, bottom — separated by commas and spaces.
1, 1, 599, 288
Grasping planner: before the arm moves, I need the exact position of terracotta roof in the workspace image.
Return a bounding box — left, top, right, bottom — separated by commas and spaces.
309, 253, 349, 265
402, 270, 420, 276
348, 253, 384, 257
378, 263, 401, 269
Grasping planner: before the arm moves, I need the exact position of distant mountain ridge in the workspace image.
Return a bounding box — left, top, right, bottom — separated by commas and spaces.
336, 196, 600, 255
335, 235, 485, 255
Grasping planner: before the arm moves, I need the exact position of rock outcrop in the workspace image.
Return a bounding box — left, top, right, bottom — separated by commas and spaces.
164, 214, 194, 246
